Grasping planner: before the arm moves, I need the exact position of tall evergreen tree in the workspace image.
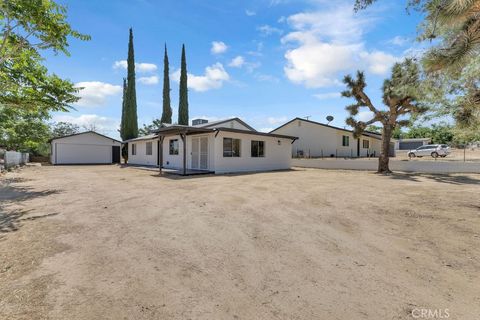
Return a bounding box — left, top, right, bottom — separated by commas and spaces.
178, 44, 189, 125
120, 77, 127, 140
124, 28, 138, 139
161, 44, 172, 123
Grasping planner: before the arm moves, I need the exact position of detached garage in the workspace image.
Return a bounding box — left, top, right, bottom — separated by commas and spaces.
50, 131, 122, 165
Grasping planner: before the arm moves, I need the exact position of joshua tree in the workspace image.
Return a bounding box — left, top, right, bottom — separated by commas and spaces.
342, 59, 428, 173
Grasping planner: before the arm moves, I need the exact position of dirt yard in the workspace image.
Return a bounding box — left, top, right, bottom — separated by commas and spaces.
1, 165, 479, 320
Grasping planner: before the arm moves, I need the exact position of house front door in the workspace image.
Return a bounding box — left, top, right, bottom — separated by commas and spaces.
191, 136, 208, 170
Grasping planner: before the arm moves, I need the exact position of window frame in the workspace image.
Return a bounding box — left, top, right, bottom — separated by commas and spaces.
169, 139, 179, 155
223, 137, 241, 157
146, 141, 153, 155
131, 143, 136, 155
251, 140, 265, 158
342, 135, 350, 147
362, 139, 369, 149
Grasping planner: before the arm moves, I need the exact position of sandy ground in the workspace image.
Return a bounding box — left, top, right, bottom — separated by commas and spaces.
0, 165, 479, 320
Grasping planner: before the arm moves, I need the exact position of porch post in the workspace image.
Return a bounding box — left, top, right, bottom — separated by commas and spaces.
159, 136, 164, 175
181, 132, 187, 175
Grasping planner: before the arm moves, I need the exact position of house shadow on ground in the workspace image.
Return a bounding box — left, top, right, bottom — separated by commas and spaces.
149, 169, 297, 180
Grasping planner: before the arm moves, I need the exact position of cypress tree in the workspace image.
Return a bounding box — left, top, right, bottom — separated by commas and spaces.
125, 28, 138, 139
161, 44, 172, 124
120, 77, 127, 140
178, 44, 189, 125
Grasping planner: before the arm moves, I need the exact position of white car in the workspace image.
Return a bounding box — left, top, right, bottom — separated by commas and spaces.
408, 144, 450, 158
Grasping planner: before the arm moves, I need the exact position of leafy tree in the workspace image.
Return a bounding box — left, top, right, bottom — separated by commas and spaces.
402, 123, 455, 144
161, 44, 172, 123
178, 44, 189, 125
123, 28, 138, 140
0, 105, 50, 155
354, 0, 480, 130
342, 59, 429, 173
50, 121, 80, 138
0, 0, 90, 111
139, 119, 162, 136
119, 77, 127, 140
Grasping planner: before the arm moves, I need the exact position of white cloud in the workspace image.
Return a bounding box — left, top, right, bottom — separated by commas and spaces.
357, 110, 375, 122
267, 116, 288, 125
52, 114, 120, 137
313, 92, 341, 100
245, 9, 256, 16
172, 63, 230, 92
254, 73, 280, 83
113, 60, 127, 69
257, 24, 283, 36
259, 127, 274, 133
74, 81, 122, 107
282, 5, 399, 88
359, 51, 400, 75
113, 60, 158, 73
138, 75, 159, 85
211, 41, 228, 54
229, 56, 245, 68
389, 35, 410, 46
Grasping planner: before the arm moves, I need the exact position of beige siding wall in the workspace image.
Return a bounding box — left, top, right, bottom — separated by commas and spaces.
205, 119, 253, 131
272, 119, 382, 158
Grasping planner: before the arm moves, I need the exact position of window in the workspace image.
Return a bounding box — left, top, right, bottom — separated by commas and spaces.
223, 138, 241, 157
362, 139, 369, 149
146, 142, 152, 155
169, 139, 179, 155
342, 135, 349, 147
251, 140, 265, 157
131, 143, 136, 155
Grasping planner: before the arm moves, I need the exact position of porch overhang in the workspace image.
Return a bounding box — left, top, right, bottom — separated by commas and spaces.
153, 126, 214, 176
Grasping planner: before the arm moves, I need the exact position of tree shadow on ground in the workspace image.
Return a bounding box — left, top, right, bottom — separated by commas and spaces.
387, 172, 480, 185
0, 185, 61, 202
0, 208, 59, 234
0, 181, 61, 235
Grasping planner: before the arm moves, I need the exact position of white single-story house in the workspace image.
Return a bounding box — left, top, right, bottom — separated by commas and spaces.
50, 131, 122, 165
271, 117, 396, 158
123, 118, 297, 174
396, 138, 431, 150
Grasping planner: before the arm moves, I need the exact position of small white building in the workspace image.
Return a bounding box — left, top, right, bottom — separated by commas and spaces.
50, 131, 122, 165
124, 118, 296, 174
271, 117, 395, 158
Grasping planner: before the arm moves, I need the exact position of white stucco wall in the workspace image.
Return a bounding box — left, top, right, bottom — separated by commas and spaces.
51, 132, 121, 164
272, 119, 382, 158
127, 130, 293, 173
127, 138, 159, 166
212, 131, 292, 174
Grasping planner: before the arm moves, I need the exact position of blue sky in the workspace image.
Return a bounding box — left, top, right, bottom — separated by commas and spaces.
46, 0, 426, 139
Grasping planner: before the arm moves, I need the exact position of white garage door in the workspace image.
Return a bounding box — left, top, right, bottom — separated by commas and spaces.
56, 143, 111, 164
